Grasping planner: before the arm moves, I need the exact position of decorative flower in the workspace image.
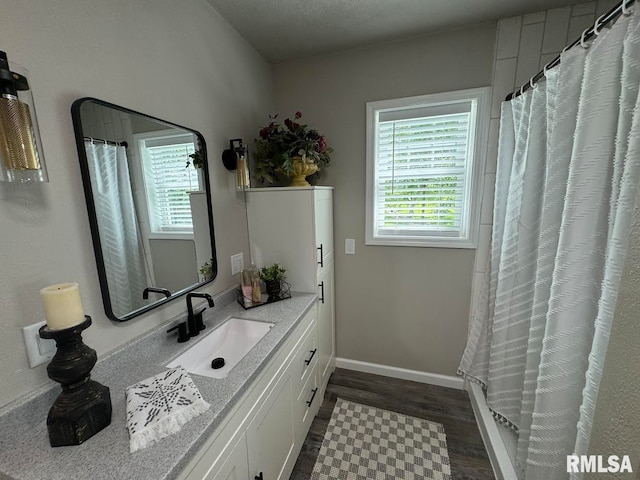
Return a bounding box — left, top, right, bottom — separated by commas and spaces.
253, 112, 333, 184
284, 118, 300, 131
317, 136, 326, 153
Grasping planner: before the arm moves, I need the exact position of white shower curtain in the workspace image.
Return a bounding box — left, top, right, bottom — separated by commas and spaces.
85, 141, 148, 318
459, 10, 640, 480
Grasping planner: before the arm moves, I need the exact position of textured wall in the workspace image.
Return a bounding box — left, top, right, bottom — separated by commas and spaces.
586, 198, 640, 477
0, 0, 273, 408
273, 24, 496, 376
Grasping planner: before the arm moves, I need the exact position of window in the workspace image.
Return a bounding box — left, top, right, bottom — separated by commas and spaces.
136, 131, 198, 235
366, 88, 489, 248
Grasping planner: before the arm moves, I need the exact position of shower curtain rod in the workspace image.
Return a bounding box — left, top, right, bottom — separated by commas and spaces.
83, 136, 128, 148
506, 0, 635, 101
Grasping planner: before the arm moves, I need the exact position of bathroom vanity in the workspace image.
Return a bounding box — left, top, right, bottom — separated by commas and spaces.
177, 301, 320, 480
0, 290, 331, 480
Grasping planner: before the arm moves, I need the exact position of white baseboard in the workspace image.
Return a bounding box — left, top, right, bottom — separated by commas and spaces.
466, 382, 518, 480
335, 357, 464, 390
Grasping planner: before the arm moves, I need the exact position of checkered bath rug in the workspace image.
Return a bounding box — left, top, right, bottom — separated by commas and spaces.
311, 399, 452, 480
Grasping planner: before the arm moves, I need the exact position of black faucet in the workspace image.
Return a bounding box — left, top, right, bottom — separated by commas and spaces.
186, 292, 215, 337
143, 287, 171, 299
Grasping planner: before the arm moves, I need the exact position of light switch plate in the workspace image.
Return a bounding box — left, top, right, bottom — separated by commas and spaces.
231, 252, 244, 275
23, 321, 55, 368
345, 238, 356, 255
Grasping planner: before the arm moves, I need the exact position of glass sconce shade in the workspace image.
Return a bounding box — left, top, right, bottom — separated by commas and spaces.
236, 146, 250, 191
222, 139, 250, 190
0, 52, 48, 183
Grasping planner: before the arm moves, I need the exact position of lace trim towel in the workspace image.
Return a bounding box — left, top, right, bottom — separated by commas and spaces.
126, 367, 210, 453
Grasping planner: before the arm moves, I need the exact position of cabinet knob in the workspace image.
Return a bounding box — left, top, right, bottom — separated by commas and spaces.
318, 282, 325, 304
317, 244, 324, 267
255, 473, 263, 480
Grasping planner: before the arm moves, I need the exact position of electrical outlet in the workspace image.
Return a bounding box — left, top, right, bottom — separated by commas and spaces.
23, 321, 55, 368
231, 252, 244, 275
345, 238, 356, 255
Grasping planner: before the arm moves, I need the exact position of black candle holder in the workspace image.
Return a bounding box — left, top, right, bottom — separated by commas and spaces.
39, 316, 112, 447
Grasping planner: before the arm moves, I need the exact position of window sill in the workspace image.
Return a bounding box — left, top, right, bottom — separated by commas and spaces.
148, 233, 195, 241
365, 236, 477, 249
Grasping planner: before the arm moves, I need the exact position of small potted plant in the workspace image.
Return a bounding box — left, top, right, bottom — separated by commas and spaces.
186, 149, 206, 190
199, 258, 214, 281
254, 111, 332, 187
259, 263, 286, 301
186, 149, 204, 169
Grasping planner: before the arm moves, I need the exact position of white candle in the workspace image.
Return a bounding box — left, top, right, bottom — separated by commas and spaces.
40, 283, 85, 331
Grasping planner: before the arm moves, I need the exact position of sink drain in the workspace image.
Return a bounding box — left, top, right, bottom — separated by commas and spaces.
211, 357, 225, 369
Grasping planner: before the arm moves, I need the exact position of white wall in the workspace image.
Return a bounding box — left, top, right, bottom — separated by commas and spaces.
273, 24, 496, 376
0, 0, 273, 408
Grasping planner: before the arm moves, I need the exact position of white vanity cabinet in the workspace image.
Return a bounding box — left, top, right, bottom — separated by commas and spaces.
246, 361, 296, 480
246, 187, 336, 395
178, 308, 321, 480
203, 432, 249, 480
189, 191, 211, 283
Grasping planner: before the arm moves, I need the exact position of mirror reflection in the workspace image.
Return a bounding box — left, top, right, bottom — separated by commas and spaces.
71, 98, 217, 321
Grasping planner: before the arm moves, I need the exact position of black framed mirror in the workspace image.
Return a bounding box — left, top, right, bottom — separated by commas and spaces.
71, 98, 217, 321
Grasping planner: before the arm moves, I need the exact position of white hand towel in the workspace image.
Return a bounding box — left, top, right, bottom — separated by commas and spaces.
126, 367, 210, 453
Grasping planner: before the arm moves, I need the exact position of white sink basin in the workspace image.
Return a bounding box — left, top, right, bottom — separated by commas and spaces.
166, 317, 274, 379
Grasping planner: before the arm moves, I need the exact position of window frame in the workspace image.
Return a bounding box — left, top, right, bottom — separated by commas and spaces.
365, 87, 490, 249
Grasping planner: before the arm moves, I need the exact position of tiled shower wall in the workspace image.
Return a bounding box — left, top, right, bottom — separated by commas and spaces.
469, 0, 620, 316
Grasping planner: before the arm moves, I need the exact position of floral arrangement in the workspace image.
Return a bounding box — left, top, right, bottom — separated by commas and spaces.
254, 111, 332, 183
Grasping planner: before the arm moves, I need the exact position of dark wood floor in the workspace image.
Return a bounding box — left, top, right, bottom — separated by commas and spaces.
290, 368, 495, 480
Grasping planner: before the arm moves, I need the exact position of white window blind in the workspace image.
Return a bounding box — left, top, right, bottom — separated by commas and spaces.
376, 111, 471, 237
139, 133, 197, 234
366, 88, 489, 248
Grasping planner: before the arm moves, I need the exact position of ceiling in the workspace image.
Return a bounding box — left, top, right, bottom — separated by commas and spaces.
206, 0, 591, 63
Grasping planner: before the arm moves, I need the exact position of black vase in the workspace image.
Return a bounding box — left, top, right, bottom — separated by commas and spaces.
265, 280, 281, 301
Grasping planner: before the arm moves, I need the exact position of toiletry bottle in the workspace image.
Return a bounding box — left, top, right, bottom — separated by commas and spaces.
250, 264, 261, 303
240, 269, 253, 307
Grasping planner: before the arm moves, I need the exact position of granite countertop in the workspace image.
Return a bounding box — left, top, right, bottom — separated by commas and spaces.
0, 289, 317, 480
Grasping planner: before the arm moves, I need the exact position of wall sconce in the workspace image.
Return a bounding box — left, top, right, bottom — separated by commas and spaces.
0, 51, 48, 183
222, 138, 250, 190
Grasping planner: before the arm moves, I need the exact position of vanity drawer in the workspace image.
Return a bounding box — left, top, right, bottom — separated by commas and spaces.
292, 321, 318, 396
295, 365, 319, 445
